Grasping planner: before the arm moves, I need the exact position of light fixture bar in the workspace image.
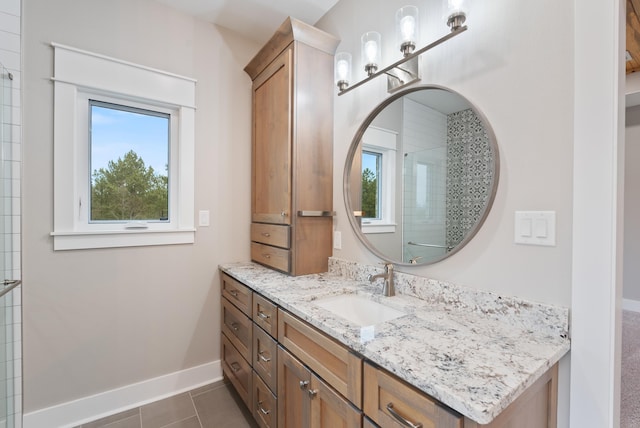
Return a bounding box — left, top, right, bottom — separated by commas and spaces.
338, 25, 467, 96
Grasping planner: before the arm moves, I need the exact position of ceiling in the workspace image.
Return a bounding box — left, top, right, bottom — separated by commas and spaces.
154, 0, 339, 43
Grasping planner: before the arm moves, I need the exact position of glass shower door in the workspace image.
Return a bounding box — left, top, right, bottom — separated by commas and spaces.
0, 62, 20, 428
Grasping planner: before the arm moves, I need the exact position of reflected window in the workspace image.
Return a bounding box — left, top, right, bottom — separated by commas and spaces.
362, 150, 381, 219
360, 127, 397, 234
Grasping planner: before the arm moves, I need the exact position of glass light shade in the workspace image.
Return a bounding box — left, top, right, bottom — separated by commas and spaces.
361, 31, 382, 76
335, 52, 352, 91
443, 0, 467, 31
396, 6, 419, 56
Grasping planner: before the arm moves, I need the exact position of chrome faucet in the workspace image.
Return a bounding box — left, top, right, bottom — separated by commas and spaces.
368, 263, 395, 297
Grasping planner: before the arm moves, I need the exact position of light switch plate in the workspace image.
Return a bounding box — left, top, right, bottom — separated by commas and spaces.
199, 210, 210, 227
514, 211, 556, 246
334, 231, 342, 250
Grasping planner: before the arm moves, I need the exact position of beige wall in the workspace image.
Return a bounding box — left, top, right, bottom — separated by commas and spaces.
22, 0, 256, 412
625, 106, 640, 302
317, 0, 574, 307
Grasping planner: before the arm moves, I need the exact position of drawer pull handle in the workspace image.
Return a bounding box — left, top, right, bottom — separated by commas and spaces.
386, 403, 422, 428
262, 232, 271, 237
229, 289, 239, 297
257, 401, 271, 415
299, 380, 309, 390
308, 389, 318, 398
263, 253, 271, 259
230, 322, 239, 331
230, 362, 241, 373
257, 311, 271, 320
258, 351, 271, 362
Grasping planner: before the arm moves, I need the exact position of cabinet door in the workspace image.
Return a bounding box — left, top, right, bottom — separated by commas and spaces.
310, 373, 362, 428
278, 346, 311, 428
252, 47, 292, 225
278, 309, 362, 407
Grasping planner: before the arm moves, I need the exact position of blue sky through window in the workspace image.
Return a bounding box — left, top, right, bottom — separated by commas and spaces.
90, 103, 169, 179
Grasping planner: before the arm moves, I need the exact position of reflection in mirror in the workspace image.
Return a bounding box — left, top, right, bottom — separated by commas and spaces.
344, 85, 499, 266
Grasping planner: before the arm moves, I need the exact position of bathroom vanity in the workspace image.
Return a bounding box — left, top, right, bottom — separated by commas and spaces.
219, 259, 570, 428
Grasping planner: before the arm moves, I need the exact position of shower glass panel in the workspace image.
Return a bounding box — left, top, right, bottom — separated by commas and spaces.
0, 62, 19, 428
402, 147, 447, 263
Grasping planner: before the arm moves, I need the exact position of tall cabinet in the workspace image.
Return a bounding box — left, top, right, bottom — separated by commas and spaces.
244, 17, 339, 276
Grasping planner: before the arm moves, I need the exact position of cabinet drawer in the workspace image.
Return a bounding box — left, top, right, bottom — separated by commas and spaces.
222, 297, 253, 362
363, 362, 462, 428
253, 293, 278, 338
221, 272, 252, 316
253, 371, 278, 428
278, 309, 362, 407
251, 223, 290, 248
254, 324, 278, 392
251, 242, 290, 273
222, 334, 252, 408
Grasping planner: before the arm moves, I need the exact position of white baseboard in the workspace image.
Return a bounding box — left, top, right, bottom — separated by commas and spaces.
623, 298, 640, 312
23, 360, 222, 428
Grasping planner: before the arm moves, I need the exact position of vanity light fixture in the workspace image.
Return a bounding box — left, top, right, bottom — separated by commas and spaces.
445, 0, 466, 31
361, 31, 382, 76
396, 5, 419, 56
335, 52, 352, 91
336, 3, 467, 96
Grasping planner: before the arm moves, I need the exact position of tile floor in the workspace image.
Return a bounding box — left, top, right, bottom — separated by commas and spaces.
75, 381, 257, 428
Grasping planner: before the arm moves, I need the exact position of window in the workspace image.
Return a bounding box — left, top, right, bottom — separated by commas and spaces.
51, 43, 196, 250
360, 127, 397, 234
89, 100, 170, 223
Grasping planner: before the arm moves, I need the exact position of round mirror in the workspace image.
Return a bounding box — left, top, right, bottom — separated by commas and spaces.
343, 85, 499, 266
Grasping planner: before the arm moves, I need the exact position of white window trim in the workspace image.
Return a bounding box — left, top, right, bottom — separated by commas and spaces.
51, 43, 196, 250
361, 127, 397, 234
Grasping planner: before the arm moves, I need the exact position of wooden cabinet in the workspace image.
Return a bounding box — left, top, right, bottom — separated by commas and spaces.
364, 362, 462, 428
244, 17, 339, 276
278, 346, 362, 428
254, 371, 278, 428
222, 272, 252, 315
278, 309, 362, 407
221, 270, 560, 428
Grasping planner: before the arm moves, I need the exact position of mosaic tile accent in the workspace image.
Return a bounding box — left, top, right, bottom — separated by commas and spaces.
446, 108, 493, 249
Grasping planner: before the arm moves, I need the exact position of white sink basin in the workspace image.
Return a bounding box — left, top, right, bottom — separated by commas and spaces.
314, 294, 406, 327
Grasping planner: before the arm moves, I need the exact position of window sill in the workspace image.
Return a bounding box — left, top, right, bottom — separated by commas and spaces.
362, 223, 397, 234
51, 229, 196, 251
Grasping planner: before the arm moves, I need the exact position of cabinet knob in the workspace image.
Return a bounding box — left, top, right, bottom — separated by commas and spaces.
230, 322, 239, 331
299, 380, 309, 390
281, 211, 287, 217
308, 389, 318, 398
262, 232, 271, 237
230, 362, 241, 373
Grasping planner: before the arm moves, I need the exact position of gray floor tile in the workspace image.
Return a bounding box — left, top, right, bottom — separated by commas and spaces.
140, 392, 196, 428
103, 415, 142, 428
189, 380, 225, 398
192, 384, 256, 428
161, 416, 201, 428
80, 408, 140, 428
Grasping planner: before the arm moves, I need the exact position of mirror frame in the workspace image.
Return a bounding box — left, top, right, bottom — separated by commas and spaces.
343, 84, 500, 266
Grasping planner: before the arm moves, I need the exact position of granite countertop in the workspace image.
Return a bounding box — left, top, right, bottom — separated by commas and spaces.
219, 258, 570, 425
